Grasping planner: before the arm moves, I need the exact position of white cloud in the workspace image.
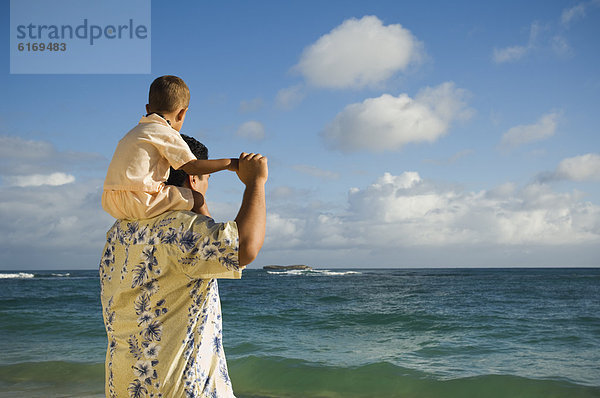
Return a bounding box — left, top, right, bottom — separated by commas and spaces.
347, 172, 599, 246
551, 35, 571, 56
494, 2, 600, 63
0, 135, 104, 175
0, 136, 111, 269
0, 179, 114, 269
322, 82, 472, 152
269, 186, 305, 201
236, 121, 265, 141
294, 15, 424, 89
275, 84, 306, 110
265, 213, 306, 248
492, 22, 541, 63
493, 2, 600, 64
4, 172, 75, 187
259, 171, 600, 267
493, 45, 529, 63
292, 164, 339, 180
500, 111, 559, 149
555, 153, 600, 181
239, 98, 263, 113
561, 3, 588, 26
3, 136, 597, 270
3, 140, 598, 269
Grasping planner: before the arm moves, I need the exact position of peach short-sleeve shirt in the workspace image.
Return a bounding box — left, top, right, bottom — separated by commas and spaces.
103, 114, 196, 193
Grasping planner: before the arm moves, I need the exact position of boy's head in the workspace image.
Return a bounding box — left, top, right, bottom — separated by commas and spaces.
147, 75, 190, 113
146, 75, 190, 130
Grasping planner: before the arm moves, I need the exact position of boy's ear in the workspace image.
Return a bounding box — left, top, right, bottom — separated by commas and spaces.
176, 107, 188, 122
145, 104, 150, 114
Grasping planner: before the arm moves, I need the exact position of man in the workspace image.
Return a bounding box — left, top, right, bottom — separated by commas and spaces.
100, 135, 267, 397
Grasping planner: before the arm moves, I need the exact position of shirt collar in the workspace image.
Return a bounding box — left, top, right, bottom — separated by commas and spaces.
139, 112, 172, 127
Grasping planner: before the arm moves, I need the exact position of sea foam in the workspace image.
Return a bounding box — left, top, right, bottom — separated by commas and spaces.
0, 272, 35, 279
266, 269, 361, 276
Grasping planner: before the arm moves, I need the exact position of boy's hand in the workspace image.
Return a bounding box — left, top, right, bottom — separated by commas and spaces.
228, 158, 239, 172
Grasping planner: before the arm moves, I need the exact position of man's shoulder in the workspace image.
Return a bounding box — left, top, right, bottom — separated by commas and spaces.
151, 210, 215, 228
111, 211, 224, 234
104, 211, 241, 279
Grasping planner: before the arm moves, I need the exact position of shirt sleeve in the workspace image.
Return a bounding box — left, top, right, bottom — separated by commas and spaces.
152, 129, 197, 170
175, 215, 242, 280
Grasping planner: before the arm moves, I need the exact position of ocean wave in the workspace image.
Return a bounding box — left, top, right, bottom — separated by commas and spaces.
0, 272, 75, 279
0, 361, 104, 397
317, 295, 349, 303
267, 269, 361, 277
0, 357, 598, 398
51, 272, 71, 277
228, 356, 600, 398
0, 272, 35, 279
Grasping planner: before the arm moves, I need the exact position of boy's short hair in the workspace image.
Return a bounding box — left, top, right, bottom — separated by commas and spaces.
148, 75, 190, 113
166, 134, 208, 187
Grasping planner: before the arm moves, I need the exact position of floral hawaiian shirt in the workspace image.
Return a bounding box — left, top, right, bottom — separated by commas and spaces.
100, 210, 242, 398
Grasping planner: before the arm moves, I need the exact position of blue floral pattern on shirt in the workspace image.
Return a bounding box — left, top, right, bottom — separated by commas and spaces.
100, 211, 240, 398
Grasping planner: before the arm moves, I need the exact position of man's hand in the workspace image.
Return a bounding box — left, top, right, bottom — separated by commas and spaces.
236, 152, 268, 186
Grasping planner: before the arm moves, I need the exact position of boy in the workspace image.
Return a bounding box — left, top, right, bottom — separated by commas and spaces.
102, 75, 237, 220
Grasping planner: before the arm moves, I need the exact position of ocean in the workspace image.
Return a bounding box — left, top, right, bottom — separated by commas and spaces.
0, 268, 599, 398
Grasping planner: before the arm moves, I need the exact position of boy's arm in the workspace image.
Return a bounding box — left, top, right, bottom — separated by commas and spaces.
180, 158, 239, 176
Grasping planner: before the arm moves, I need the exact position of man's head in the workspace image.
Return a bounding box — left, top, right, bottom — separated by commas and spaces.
146, 75, 190, 131
166, 134, 209, 189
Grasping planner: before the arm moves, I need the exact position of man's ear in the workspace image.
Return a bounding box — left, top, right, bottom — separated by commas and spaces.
176, 107, 188, 122
187, 175, 196, 189
145, 104, 150, 114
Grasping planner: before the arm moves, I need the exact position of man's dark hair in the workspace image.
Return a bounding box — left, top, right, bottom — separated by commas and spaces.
148, 75, 190, 113
166, 134, 208, 187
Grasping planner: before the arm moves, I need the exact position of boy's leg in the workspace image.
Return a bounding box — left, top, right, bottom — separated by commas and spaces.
102, 190, 131, 219
101, 186, 204, 220
140, 186, 195, 218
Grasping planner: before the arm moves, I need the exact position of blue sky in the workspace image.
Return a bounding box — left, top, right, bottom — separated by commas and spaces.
1, 0, 599, 269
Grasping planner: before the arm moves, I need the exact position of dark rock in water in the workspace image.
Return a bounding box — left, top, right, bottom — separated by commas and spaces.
263, 265, 313, 270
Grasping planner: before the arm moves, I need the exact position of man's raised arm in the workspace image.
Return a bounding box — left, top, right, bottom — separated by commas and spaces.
234, 152, 268, 266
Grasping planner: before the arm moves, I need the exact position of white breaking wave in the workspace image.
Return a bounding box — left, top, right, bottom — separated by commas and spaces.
51, 273, 71, 277
267, 269, 361, 276
318, 270, 361, 276
0, 272, 35, 279
266, 270, 306, 276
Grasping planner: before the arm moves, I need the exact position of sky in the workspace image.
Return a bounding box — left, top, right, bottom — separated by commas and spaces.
1, 0, 599, 269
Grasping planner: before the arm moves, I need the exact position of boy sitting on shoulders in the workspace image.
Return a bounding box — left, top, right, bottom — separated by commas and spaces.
102, 75, 237, 220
